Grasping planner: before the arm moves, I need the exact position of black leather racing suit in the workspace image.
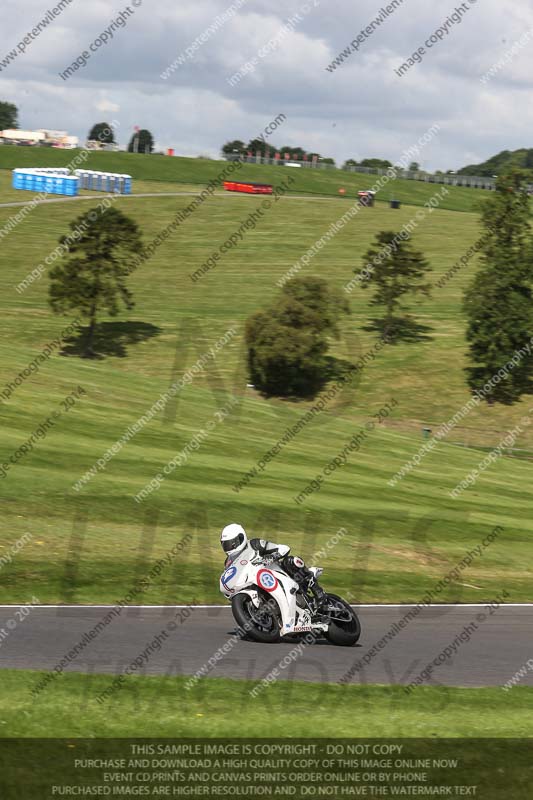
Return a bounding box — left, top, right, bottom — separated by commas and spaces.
245, 538, 325, 601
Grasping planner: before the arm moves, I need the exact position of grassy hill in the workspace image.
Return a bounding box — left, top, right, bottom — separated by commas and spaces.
0, 146, 487, 212
0, 181, 532, 605
459, 147, 533, 177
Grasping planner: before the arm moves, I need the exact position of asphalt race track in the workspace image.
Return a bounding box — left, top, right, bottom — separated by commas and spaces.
1, 604, 532, 688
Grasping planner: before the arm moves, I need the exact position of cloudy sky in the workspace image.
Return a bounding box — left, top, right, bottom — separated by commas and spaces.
1, 0, 533, 170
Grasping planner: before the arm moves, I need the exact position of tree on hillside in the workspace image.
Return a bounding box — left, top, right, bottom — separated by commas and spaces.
343, 159, 358, 168
359, 231, 431, 340
88, 122, 115, 144
279, 146, 295, 158
49, 208, 143, 358
278, 146, 310, 161
463, 170, 533, 403
282, 276, 349, 339
286, 147, 307, 160
245, 277, 349, 397
128, 129, 154, 154
246, 138, 267, 154
408, 161, 421, 172
459, 149, 512, 177
220, 140, 333, 162
524, 150, 533, 170
246, 300, 328, 397
360, 158, 392, 169
222, 140, 245, 157
0, 101, 18, 130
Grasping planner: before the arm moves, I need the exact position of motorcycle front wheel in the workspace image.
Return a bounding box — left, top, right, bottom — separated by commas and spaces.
323, 593, 361, 646
231, 593, 281, 643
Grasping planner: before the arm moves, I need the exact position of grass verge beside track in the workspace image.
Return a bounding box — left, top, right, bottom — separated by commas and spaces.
0, 148, 490, 211
1, 669, 532, 737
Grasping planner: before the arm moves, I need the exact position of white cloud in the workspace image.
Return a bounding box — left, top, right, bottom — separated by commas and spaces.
0, 0, 532, 169
95, 95, 121, 114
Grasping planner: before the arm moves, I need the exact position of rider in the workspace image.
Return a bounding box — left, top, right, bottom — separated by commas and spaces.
220, 523, 326, 603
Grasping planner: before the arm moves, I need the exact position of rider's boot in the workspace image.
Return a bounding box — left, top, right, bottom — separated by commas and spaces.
308, 577, 326, 606
282, 556, 327, 607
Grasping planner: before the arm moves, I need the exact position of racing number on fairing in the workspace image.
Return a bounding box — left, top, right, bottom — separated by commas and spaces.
257, 569, 279, 592
222, 565, 238, 591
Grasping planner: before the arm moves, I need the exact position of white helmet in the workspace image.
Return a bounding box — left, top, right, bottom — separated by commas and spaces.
220, 523, 247, 559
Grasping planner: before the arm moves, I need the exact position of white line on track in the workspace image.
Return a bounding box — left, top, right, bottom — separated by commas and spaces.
0, 604, 532, 609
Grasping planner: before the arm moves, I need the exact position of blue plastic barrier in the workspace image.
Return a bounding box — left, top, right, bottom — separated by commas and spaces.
12, 168, 79, 196
73, 169, 132, 194
13, 168, 132, 196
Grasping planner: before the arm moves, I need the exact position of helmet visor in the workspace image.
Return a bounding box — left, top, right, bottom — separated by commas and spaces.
222, 533, 244, 553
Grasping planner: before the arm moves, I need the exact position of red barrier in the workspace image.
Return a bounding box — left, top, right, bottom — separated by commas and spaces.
223, 181, 273, 194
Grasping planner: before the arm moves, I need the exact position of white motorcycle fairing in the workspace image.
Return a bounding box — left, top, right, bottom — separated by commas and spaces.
219, 557, 328, 637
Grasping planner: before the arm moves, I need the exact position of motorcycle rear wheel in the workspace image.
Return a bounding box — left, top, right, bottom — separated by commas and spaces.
231, 593, 281, 643
323, 593, 361, 646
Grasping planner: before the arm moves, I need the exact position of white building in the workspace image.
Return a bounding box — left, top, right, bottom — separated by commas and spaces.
0, 129, 44, 143
0, 129, 79, 148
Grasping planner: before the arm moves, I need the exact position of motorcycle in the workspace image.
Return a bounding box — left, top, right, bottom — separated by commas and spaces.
219, 553, 361, 646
